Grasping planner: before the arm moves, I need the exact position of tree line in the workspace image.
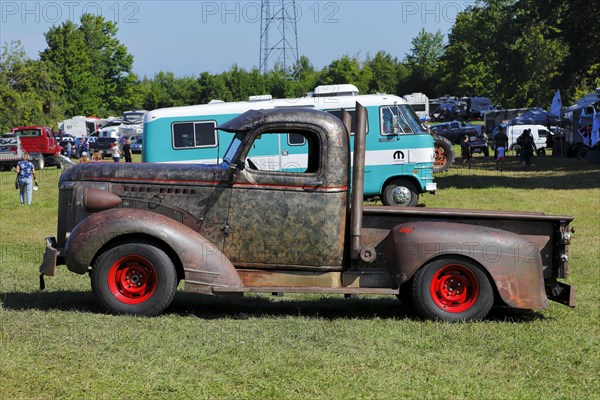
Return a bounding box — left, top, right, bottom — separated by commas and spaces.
0, 0, 598, 133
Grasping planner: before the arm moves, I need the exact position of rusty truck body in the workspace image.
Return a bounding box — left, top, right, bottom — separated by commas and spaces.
40, 105, 574, 321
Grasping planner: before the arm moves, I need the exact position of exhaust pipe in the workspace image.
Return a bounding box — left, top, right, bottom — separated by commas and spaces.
350, 102, 367, 260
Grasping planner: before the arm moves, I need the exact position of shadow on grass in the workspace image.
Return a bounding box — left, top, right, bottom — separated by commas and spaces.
0, 289, 545, 322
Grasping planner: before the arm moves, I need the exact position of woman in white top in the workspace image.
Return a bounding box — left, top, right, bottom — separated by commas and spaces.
112, 141, 121, 162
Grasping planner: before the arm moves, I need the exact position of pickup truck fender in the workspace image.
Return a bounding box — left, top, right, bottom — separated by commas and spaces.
386, 221, 547, 309
64, 208, 242, 292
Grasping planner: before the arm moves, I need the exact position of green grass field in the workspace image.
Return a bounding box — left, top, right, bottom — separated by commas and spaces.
1, 154, 598, 399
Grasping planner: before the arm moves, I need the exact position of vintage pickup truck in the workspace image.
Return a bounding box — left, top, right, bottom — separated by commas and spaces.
432, 120, 481, 144
40, 105, 575, 321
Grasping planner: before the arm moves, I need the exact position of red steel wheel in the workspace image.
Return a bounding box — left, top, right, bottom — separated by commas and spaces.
107, 255, 157, 304
429, 263, 479, 313
411, 257, 494, 322
91, 242, 178, 316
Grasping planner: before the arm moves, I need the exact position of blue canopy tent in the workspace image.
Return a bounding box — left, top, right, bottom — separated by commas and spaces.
510, 107, 569, 125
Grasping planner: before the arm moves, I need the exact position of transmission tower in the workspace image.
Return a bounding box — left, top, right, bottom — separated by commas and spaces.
259, 0, 300, 80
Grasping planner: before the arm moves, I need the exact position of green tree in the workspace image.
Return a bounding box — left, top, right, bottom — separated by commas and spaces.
0, 41, 61, 131
365, 51, 399, 94
40, 15, 138, 116
404, 29, 444, 96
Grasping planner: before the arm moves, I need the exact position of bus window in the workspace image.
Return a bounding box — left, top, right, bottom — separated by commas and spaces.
172, 121, 217, 149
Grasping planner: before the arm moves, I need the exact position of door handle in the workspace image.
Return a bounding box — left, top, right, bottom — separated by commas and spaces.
304, 181, 323, 190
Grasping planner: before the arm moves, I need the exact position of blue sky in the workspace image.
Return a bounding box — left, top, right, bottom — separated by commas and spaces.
1, 1, 474, 78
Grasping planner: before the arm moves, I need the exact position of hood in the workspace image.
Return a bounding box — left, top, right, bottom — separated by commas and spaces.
60, 162, 229, 186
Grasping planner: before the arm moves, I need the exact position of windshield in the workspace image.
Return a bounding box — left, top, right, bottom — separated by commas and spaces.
221, 132, 245, 165
381, 104, 427, 135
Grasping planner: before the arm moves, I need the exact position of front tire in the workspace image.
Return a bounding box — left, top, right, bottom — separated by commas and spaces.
432, 135, 455, 173
411, 257, 494, 322
91, 242, 178, 316
382, 179, 419, 207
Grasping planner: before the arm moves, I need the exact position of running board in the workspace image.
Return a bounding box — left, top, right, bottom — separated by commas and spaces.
212, 286, 399, 295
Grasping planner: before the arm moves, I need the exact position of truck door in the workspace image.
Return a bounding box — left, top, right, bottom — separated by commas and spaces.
224, 126, 346, 270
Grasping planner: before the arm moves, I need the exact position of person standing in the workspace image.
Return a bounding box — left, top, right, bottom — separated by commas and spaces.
494, 126, 508, 171
65, 141, 72, 158
461, 135, 472, 168
16, 153, 37, 206
111, 141, 121, 162
517, 128, 536, 169
123, 139, 133, 162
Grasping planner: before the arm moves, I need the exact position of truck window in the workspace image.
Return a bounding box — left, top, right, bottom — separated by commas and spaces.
537, 129, 548, 138
172, 121, 217, 149
245, 130, 319, 173
16, 129, 41, 137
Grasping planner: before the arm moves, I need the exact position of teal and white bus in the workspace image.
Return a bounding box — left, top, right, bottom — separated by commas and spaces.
143, 84, 436, 206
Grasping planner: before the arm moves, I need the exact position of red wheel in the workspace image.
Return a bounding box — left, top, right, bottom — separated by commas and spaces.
432, 135, 455, 173
91, 242, 178, 316
107, 255, 157, 304
429, 263, 479, 313
411, 257, 494, 321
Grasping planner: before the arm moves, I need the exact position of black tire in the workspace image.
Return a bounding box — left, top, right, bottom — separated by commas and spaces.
536, 148, 546, 157
574, 146, 588, 160
432, 135, 455, 173
410, 257, 494, 322
382, 179, 419, 207
512, 144, 521, 156
91, 242, 178, 316
34, 156, 45, 170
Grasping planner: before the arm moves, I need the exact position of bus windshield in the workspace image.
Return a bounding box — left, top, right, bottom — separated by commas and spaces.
381, 105, 427, 135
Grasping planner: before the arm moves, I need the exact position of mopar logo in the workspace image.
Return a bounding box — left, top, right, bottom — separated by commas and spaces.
393, 150, 405, 160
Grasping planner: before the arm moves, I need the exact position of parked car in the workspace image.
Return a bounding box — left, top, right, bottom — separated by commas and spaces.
431, 120, 481, 144
466, 131, 490, 156
131, 136, 142, 154
493, 124, 551, 156
59, 139, 78, 159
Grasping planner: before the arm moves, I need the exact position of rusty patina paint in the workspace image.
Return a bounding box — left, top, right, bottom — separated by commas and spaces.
64, 208, 243, 292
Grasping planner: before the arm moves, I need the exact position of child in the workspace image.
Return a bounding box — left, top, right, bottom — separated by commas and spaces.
495, 146, 505, 171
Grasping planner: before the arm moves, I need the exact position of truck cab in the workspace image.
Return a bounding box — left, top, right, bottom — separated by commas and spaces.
12, 126, 63, 169
40, 106, 575, 322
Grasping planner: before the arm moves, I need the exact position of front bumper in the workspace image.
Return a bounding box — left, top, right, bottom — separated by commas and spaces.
39, 237, 59, 277
426, 182, 437, 194
545, 278, 576, 307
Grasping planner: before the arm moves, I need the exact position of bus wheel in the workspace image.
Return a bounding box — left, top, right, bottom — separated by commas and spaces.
411, 257, 494, 322
382, 179, 418, 207
91, 242, 178, 316
432, 135, 455, 173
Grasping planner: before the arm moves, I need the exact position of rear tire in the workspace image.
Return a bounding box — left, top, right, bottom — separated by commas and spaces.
91, 242, 178, 316
382, 179, 419, 207
432, 135, 455, 173
575, 146, 588, 160
411, 257, 494, 322
34, 155, 45, 170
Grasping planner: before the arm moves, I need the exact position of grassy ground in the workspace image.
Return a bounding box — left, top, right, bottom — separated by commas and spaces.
0, 154, 598, 399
